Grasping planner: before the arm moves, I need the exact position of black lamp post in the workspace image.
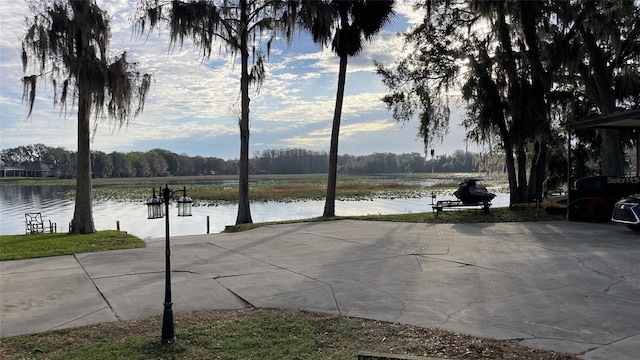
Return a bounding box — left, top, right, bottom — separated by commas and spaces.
146, 184, 192, 344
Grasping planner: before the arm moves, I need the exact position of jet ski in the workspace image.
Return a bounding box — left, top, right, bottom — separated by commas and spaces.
453, 178, 496, 204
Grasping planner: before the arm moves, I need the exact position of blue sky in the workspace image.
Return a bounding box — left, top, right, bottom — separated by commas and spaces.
0, 1, 476, 160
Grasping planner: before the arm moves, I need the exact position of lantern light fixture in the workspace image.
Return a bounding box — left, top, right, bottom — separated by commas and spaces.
146, 187, 164, 219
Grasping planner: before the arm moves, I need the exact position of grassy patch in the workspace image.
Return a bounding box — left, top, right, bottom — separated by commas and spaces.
225, 207, 566, 232
0, 308, 577, 360
351, 206, 566, 223
0, 231, 145, 261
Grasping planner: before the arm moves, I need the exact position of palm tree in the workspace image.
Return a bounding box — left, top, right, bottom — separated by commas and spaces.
300, 0, 395, 217
137, 0, 298, 225
22, 0, 151, 233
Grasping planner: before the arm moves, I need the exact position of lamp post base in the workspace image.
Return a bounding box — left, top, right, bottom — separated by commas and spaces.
161, 303, 175, 344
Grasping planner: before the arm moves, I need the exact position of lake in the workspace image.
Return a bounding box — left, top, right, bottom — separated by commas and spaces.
0, 184, 509, 239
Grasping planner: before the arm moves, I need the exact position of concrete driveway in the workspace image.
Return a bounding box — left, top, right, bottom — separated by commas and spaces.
1, 220, 639, 359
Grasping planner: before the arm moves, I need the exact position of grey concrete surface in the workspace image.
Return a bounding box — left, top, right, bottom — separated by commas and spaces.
1, 220, 639, 359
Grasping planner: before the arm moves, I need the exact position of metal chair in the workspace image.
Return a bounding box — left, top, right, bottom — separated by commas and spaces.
25, 213, 56, 234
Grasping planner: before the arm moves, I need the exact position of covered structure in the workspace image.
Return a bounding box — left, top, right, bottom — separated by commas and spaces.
566, 108, 640, 221
0, 166, 26, 177
569, 108, 640, 176
570, 108, 640, 129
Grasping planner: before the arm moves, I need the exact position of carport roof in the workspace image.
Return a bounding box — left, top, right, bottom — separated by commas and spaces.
569, 108, 640, 129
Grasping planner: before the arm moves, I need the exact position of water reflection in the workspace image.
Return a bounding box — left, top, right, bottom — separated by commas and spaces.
0, 185, 508, 239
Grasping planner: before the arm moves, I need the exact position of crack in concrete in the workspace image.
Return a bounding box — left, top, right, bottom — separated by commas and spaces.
91, 269, 200, 280
212, 271, 269, 280
423, 252, 634, 301
208, 242, 343, 316
173, 269, 200, 275
50, 306, 112, 331
422, 256, 478, 268
329, 285, 342, 316
414, 255, 423, 272
1, 265, 79, 276
73, 255, 120, 321
220, 285, 254, 308
408, 248, 451, 256
354, 279, 407, 324
92, 271, 163, 280
517, 337, 603, 356
529, 245, 637, 298
534, 244, 621, 279
603, 276, 626, 295
564, 253, 619, 281
588, 329, 640, 358
440, 284, 570, 331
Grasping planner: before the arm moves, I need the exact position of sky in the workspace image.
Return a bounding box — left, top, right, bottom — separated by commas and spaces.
0, 1, 476, 160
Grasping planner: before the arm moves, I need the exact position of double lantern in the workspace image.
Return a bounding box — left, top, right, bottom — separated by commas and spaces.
145, 184, 193, 344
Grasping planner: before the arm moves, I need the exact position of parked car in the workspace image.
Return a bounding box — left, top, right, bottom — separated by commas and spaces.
568, 176, 640, 222
611, 194, 640, 232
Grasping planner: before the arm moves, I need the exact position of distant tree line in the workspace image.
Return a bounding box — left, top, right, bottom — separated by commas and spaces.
1, 144, 500, 178
0, 144, 233, 178
336, 150, 493, 174
252, 148, 483, 174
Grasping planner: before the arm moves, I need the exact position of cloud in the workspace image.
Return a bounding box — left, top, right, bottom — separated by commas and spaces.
282, 119, 398, 149
394, 2, 427, 28
0, 0, 475, 159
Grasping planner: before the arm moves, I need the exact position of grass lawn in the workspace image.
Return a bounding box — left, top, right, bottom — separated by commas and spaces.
0, 230, 145, 261
0, 309, 577, 360
225, 207, 566, 232
355, 206, 566, 223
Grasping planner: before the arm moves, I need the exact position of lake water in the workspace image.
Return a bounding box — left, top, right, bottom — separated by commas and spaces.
0, 185, 509, 239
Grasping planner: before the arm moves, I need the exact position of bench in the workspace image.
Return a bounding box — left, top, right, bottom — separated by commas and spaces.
433, 200, 491, 215
25, 212, 57, 234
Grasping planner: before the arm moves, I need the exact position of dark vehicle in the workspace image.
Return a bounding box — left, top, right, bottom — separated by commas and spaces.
612, 194, 640, 232
453, 179, 496, 205
568, 176, 640, 222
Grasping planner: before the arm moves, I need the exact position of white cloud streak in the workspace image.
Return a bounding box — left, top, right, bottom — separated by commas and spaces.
0, 0, 472, 159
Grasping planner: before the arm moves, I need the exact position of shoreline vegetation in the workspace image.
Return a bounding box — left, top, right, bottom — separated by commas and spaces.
0, 173, 511, 205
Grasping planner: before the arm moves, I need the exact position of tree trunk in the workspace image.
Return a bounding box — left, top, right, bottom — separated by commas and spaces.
599, 129, 624, 175
323, 54, 348, 217
72, 88, 96, 234
236, 0, 252, 225
581, 28, 625, 176
516, 146, 527, 202
498, 122, 519, 206
521, 6, 550, 203
595, 92, 624, 176
527, 137, 547, 202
